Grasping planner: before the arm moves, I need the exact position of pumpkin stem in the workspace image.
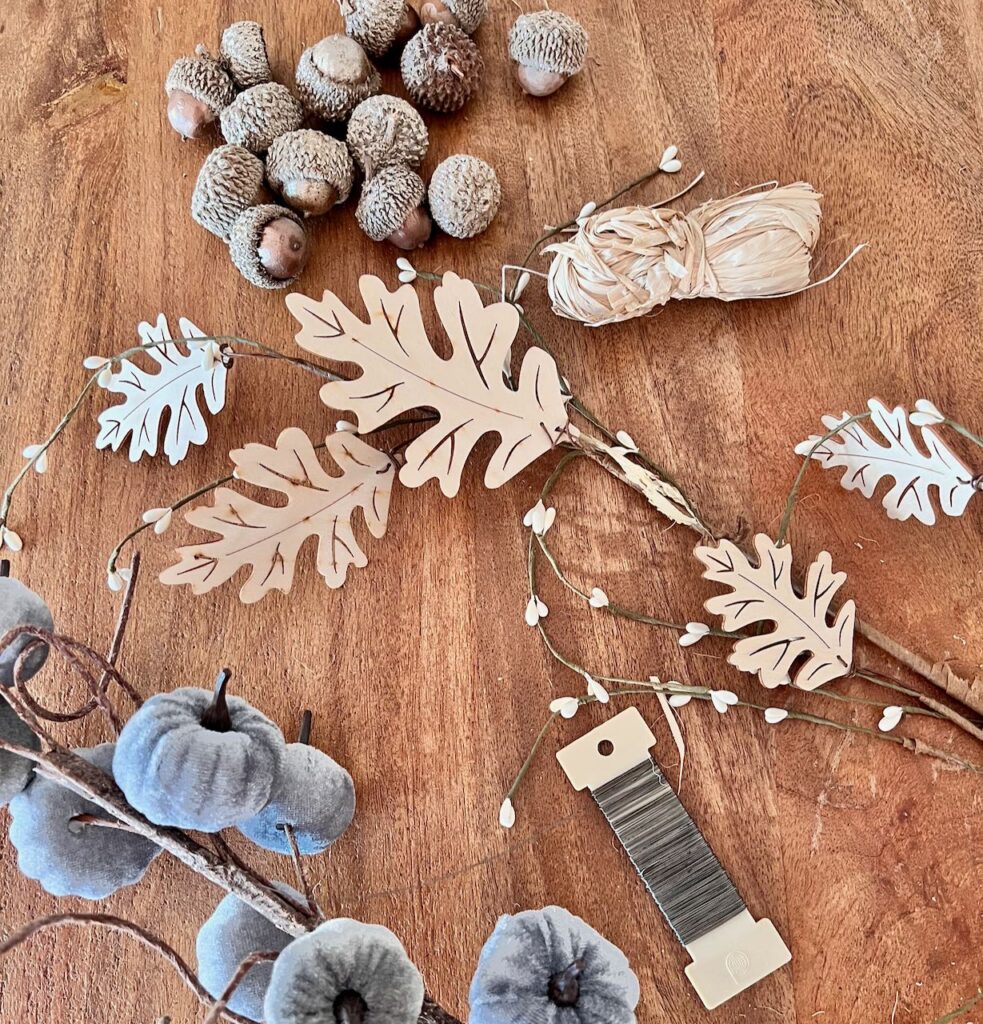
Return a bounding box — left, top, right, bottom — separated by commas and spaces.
333, 989, 368, 1024
201, 668, 233, 733
0, 559, 10, 578
548, 958, 586, 1007
297, 709, 313, 745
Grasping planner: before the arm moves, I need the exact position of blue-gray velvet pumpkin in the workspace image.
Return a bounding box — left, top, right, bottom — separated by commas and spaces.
468, 906, 640, 1024
238, 743, 355, 856
0, 575, 53, 687
0, 695, 40, 805
112, 683, 286, 831
8, 742, 162, 899
264, 919, 424, 1024
196, 883, 302, 1022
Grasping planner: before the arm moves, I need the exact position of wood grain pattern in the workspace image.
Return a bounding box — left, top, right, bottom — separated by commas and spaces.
1, 1, 981, 1021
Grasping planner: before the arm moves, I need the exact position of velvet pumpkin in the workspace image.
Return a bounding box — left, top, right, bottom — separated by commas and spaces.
0, 575, 53, 687
196, 883, 302, 1022
238, 743, 355, 855
264, 919, 424, 1024
468, 906, 640, 1024
0, 695, 40, 805
112, 683, 286, 831
8, 743, 161, 899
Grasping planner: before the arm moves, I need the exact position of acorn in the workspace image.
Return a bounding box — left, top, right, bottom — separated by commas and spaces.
400, 23, 483, 112
339, 0, 420, 59
295, 35, 382, 122
419, 0, 487, 34
191, 145, 266, 240
356, 165, 432, 249
230, 205, 309, 288
220, 21, 273, 89
346, 95, 428, 176
220, 82, 304, 153
508, 11, 589, 96
266, 130, 355, 216
428, 155, 500, 238
164, 49, 235, 139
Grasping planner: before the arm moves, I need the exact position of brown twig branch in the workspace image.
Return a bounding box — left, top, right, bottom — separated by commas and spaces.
202, 949, 280, 1024
283, 824, 325, 923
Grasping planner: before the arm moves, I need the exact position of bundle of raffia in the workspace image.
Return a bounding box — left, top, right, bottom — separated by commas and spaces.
543, 181, 825, 326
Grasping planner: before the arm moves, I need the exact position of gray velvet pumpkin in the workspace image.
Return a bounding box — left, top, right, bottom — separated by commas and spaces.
0, 575, 53, 687
8, 743, 161, 899
238, 743, 355, 856
197, 883, 302, 1022
0, 695, 40, 805
112, 685, 286, 831
264, 918, 424, 1024
468, 906, 640, 1024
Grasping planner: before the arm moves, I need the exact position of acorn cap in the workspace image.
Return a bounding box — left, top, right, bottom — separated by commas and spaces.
192, 145, 266, 240
508, 10, 589, 76
165, 52, 235, 114
220, 21, 273, 89
421, 0, 487, 34
266, 130, 355, 215
346, 95, 428, 175
220, 82, 304, 153
295, 35, 382, 122
229, 205, 307, 288
428, 154, 500, 238
356, 165, 426, 241
400, 23, 483, 112
339, 0, 416, 58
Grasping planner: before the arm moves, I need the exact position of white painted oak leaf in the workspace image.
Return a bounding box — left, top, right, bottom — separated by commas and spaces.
694, 533, 855, 690
286, 272, 570, 498
795, 398, 975, 526
160, 428, 394, 603
95, 314, 227, 466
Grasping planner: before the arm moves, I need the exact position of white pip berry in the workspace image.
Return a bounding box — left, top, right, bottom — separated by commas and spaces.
512, 271, 531, 301
667, 693, 692, 708
710, 689, 739, 714
549, 696, 580, 719
142, 507, 174, 535
335, 420, 357, 433
764, 707, 789, 724
396, 257, 417, 284
584, 673, 609, 704
195, 340, 223, 372
106, 566, 133, 593
576, 201, 597, 222
909, 399, 945, 427
498, 797, 516, 829
524, 595, 548, 626
83, 355, 111, 371
588, 587, 609, 608
878, 705, 904, 732
523, 500, 555, 536
22, 444, 48, 474
615, 430, 638, 452
0, 525, 24, 552
678, 622, 710, 647
97, 364, 114, 388
659, 145, 682, 173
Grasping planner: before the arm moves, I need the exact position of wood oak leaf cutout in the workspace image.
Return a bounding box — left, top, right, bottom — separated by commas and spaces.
694, 533, 855, 690
95, 314, 227, 466
159, 428, 394, 603
795, 398, 975, 526
286, 272, 571, 498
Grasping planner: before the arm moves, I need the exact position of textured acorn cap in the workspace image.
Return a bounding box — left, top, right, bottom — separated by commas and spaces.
346, 95, 428, 175
165, 53, 235, 114
267, 130, 355, 213
508, 10, 588, 76
191, 145, 266, 240
295, 35, 382, 122
428, 154, 500, 238
220, 83, 304, 153
229, 205, 306, 288
424, 0, 487, 34
220, 21, 272, 89
400, 23, 483, 112
339, 0, 414, 58
356, 165, 426, 241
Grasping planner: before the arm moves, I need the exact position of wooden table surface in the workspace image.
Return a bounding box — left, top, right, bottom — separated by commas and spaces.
1, 1, 981, 1021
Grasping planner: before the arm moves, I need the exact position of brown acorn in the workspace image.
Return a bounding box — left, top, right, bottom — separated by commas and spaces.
419, 0, 487, 34
400, 23, 482, 112
508, 11, 589, 96
191, 145, 266, 240
266, 130, 355, 216
295, 35, 382, 122
339, 0, 420, 58
220, 21, 273, 89
220, 83, 304, 153
428, 155, 500, 238
164, 49, 235, 139
356, 165, 432, 249
346, 95, 428, 176
229, 205, 309, 288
